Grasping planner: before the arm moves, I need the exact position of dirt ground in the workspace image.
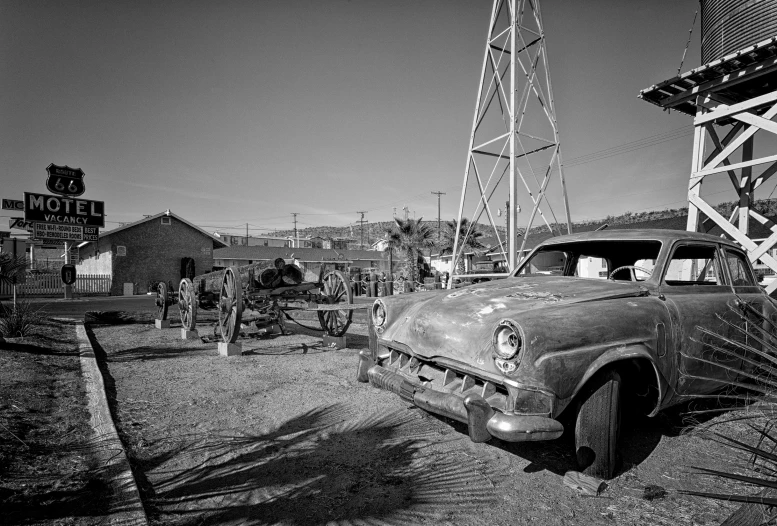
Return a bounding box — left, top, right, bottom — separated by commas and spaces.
87, 311, 762, 526
0, 319, 109, 525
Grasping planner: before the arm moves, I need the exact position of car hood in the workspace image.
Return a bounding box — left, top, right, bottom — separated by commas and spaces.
379, 277, 650, 366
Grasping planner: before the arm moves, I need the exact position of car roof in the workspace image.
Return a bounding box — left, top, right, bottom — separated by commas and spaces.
537, 228, 742, 250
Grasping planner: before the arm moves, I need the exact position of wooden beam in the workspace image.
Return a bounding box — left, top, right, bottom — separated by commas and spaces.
704, 124, 740, 192
687, 115, 706, 231
649, 57, 777, 109
698, 102, 777, 174
695, 89, 777, 125
753, 160, 777, 189
689, 194, 777, 273
694, 153, 777, 181
739, 137, 754, 235
732, 111, 777, 136
748, 209, 777, 261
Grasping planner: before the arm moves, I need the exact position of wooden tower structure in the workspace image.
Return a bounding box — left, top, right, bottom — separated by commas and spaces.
640, 35, 777, 293
450, 0, 570, 283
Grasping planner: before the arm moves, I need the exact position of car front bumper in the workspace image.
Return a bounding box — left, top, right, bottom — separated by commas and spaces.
357, 350, 564, 443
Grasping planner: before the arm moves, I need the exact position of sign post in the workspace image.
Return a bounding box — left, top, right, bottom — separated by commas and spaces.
12, 238, 18, 307
63, 241, 72, 299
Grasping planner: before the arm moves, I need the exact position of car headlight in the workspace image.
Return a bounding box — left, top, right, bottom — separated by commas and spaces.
492, 320, 522, 360
372, 300, 387, 328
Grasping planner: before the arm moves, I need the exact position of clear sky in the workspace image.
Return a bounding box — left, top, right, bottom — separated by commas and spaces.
2, 0, 726, 238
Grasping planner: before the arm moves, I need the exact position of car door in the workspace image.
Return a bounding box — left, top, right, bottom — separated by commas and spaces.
660, 241, 740, 396
724, 247, 777, 368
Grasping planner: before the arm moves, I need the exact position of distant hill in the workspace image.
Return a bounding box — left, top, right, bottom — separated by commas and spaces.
271, 198, 777, 247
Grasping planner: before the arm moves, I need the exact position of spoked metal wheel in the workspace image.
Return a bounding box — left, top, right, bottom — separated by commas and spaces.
155, 281, 169, 321
318, 270, 353, 337
218, 266, 243, 343
178, 278, 197, 331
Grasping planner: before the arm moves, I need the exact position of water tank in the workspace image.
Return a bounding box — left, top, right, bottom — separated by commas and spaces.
701, 0, 777, 63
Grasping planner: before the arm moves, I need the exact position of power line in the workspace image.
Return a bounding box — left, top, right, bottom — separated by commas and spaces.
564, 126, 694, 167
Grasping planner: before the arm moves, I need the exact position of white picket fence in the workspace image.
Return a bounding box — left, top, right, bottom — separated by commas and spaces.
0, 273, 112, 297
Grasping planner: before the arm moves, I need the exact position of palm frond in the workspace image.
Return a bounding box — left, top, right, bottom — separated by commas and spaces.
684, 297, 777, 517
0, 253, 26, 287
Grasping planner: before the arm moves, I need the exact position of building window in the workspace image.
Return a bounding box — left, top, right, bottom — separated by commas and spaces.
161, 217, 171, 225
117, 246, 127, 256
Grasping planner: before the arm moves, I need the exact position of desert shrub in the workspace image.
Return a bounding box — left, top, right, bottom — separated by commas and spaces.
681, 300, 777, 521
0, 300, 44, 338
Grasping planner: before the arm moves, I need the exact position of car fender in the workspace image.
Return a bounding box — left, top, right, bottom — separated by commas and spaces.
567, 343, 669, 417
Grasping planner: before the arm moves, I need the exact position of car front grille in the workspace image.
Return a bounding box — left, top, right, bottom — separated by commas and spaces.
379, 347, 510, 413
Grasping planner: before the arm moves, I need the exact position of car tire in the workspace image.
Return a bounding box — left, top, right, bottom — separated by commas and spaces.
574, 369, 621, 479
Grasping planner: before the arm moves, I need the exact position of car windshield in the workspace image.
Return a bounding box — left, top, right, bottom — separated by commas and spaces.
515, 240, 662, 281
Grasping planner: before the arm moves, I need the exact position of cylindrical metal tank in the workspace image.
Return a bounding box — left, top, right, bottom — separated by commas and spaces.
701, 0, 777, 63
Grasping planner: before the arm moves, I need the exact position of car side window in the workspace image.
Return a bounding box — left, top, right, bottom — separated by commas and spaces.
725, 249, 757, 287
575, 256, 609, 279
518, 250, 568, 275
663, 244, 721, 286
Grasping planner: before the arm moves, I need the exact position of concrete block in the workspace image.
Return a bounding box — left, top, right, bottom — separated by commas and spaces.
181, 329, 199, 340
155, 319, 170, 329
218, 342, 242, 356
323, 334, 347, 349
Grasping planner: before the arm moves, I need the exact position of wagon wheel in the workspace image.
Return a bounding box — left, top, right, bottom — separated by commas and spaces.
178, 278, 197, 331
155, 281, 169, 321
218, 266, 243, 344
318, 270, 353, 337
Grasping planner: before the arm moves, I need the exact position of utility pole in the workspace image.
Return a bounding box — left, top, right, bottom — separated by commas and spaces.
245, 223, 249, 245
403, 206, 409, 220
431, 191, 446, 242
291, 213, 299, 248
356, 211, 367, 250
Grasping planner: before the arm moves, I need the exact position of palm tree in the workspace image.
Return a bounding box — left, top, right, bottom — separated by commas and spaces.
441, 217, 487, 275
386, 218, 435, 292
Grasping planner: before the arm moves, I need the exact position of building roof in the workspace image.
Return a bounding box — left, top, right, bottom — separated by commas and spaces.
214, 245, 388, 263
86, 211, 227, 248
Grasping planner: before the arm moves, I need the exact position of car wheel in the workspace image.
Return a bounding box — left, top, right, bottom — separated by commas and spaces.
574, 369, 621, 479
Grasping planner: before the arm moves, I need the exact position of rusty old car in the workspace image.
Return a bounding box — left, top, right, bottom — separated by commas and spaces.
357, 229, 776, 478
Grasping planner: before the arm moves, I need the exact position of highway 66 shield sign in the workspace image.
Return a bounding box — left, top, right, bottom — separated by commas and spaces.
46, 163, 85, 197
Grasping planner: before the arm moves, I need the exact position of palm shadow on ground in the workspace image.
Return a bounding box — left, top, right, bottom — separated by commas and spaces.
427, 394, 749, 479
134, 407, 497, 525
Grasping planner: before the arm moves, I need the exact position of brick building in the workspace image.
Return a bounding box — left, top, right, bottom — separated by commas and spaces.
76, 210, 227, 295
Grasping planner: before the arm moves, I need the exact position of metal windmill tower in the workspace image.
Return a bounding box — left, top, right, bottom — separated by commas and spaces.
451, 0, 570, 281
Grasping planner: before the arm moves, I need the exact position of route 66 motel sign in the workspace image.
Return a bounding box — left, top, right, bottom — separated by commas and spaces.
46, 163, 85, 197
23, 164, 105, 228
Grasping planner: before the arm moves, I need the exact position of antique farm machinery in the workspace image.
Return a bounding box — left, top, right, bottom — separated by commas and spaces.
155, 258, 354, 344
